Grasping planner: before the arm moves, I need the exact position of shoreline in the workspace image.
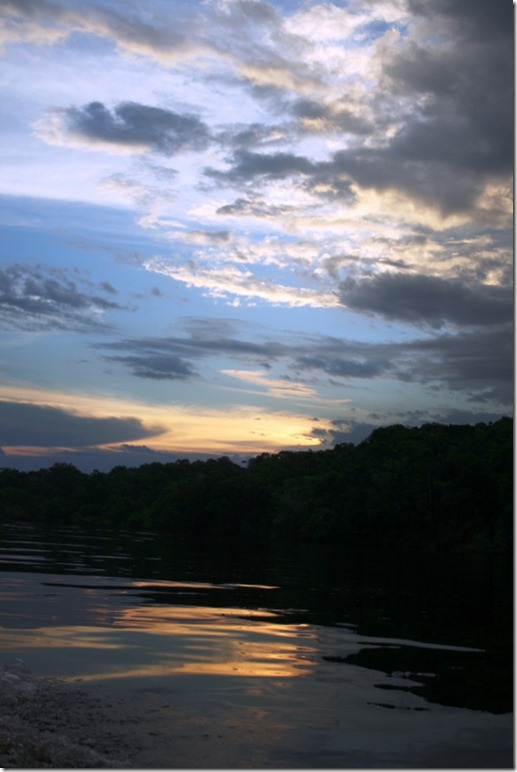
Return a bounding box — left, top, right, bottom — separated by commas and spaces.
0, 660, 135, 768
1, 658, 513, 770
0, 660, 287, 769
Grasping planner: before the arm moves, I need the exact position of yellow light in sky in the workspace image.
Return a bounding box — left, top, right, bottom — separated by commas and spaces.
0, 384, 333, 456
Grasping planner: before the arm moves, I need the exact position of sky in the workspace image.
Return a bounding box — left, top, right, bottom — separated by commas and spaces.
0, 0, 513, 472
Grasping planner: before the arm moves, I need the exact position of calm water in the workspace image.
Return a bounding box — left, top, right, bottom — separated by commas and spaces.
0, 521, 512, 768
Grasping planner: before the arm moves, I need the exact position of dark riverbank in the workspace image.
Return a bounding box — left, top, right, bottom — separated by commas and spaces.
0, 419, 512, 553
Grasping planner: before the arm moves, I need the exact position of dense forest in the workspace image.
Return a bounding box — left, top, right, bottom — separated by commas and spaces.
0, 418, 512, 551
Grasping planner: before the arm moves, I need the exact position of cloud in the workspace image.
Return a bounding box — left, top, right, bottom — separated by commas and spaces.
206, 148, 316, 184
311, 406, 512, 449
0, 444, 236, 473
0, 263, 124, 332
0, 0, 71, 52
0, 0, 206, 65
198, 0, 512, 219
1, 0, 313, 93
0, 0, 512, 456
292, 326, 513, 407
295, 353, 387, 380
407, 0, 512, 44
145, 258, 338, 308
362, 0, 514, 214
36, 101, 211, 156
291, 97, 372, 136
100, 313, 513, 410
0, 400, 165, 448
164, 229, 232, 246
204, 0, 322, 93
218, 122, 289, 150
339, 272, 513, 328
106, 353, 198, 381
407, 326, 513, 405
100, 281, 117, 295
216, 193, 299, 219
221, 368, 322, 401
310, 419, 381, 447
99, 321, 290, 380
16, 0, 513, 231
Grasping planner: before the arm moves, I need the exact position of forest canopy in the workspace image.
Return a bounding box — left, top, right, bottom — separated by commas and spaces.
0, 419, 512, 551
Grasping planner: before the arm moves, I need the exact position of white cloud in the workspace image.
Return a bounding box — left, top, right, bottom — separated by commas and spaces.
144, 258, 339, 308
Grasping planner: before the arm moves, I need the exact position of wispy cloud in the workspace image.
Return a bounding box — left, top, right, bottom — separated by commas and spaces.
145, 258, 338, 308
221, 368, 339, 403
0, 263, 125, 332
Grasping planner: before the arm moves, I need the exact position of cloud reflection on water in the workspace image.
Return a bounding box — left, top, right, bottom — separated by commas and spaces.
0, 571, 486, 688
1, 601, 316, 681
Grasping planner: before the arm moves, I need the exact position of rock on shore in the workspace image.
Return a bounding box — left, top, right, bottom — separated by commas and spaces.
0, 660, 132, 768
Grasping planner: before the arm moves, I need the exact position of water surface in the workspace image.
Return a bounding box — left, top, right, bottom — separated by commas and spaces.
0, 521, 512, 768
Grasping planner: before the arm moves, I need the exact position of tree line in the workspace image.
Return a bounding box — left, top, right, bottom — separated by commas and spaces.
0, 418, 512, 551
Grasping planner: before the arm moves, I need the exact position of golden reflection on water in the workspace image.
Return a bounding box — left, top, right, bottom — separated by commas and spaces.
0, 604, 316, 681
131, 580, 279, 591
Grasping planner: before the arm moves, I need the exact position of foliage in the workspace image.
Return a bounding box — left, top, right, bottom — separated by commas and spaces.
0, 419, 512, 551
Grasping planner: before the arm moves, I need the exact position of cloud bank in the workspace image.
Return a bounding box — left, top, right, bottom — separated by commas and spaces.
0, 0, 512, 469
0, 401, 164, 448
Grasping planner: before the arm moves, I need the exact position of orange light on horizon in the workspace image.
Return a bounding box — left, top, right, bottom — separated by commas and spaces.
0, 385, 336, 458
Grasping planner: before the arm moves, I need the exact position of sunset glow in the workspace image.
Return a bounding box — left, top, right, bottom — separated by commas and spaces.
0, 0, 512, 471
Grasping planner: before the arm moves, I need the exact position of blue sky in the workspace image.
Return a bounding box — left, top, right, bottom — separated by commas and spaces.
0, 0, 513, 471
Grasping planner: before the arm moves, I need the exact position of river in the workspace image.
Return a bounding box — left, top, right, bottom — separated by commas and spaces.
0, 520, 512, 768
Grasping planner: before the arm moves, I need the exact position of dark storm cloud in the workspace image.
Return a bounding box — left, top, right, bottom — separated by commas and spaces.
54, 101, 211, 155
0, 401, 164, 447
0, 263, 124, 332
339, 273, 513, 328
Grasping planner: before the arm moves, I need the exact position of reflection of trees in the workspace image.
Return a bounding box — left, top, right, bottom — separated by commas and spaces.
0, 418, 512, 552
332, 641, 512, 714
